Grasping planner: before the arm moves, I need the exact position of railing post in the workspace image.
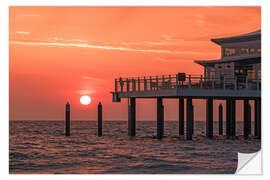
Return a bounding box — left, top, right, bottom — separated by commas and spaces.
234, 76, 237, 90
245, 76, 248, 90
176, 74, 179, 90
256, 76, 259, 91
188, 75, 191, 88
126, 78, 129, 92
119, 77, 124, 93
223, 76, 226, 90
115, 79, 118, 92
156, 76, 159, 90
138, 77, 140, 92
200, 75, 203, 88
211, 79, 214, 89
150, 76, 152, 91
162, 75, 165, 88
132, 78, 136, 92
168, 75, 171, 88
144, 76, 147, 91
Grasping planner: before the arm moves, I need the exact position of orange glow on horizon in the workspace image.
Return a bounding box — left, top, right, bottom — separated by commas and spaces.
9, 6, 261, 121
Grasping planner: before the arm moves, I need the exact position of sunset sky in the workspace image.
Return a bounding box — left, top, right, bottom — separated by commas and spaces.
9, 6, 261, 121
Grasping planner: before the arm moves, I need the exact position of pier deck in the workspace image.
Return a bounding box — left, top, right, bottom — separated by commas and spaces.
112, 73, 261, 101
111, 73, 261, 140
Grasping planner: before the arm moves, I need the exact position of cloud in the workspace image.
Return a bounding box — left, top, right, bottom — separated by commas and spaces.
67, 39, 88, 43
143, 41, 167, 46
196, 14, 205, 28
15, 31, 30, 35
20, 14, 40, 17
120, 42, 141, 46
81, 76, 102, 81
76, 89, 96, 95
160, 34, 172, 40
53, 37, 87, 43
156, 57, 194, 62
10, 40, 203, 55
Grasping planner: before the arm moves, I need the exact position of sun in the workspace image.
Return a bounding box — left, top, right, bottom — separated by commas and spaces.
80, 95, 91, 105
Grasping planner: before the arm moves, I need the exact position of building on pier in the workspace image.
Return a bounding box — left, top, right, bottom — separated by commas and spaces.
111, 30, 261, 140
195, 30, 261, 85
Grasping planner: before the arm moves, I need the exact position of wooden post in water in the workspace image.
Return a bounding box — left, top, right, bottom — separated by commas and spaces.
186, 97, 193, 140
226, 98, 232, 138
179, 97, 184, 137
248, 103, 252, 135
130, 98, 136, 136
231, 99, 236, 137
254, 99, 258, 136
191, 104, 194, 135
244, 99, 249, 139
254, 99, 260, 137
206, 98, 213, 138
65, 102, 70, 136
157, 97, 164, 139
257, 98, 261, 139
98, 102, 102, 136
218, 104, 223, 135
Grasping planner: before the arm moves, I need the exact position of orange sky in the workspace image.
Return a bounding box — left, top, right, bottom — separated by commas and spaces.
9, 6, 261, 121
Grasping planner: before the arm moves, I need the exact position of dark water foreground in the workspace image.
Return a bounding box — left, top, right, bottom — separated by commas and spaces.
9, 120, 261, 174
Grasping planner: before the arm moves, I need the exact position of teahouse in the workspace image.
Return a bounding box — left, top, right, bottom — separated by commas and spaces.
195, 30, 261, 86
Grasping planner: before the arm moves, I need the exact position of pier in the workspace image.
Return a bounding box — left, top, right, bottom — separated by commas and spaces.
111, 30, 261, 140
112, 74, 261, 140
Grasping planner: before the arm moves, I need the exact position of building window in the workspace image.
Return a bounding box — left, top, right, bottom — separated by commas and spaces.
224, 48, 236, 56
250, 48, 255, 54
257, 48, 261, 53
241, 48, 249, 54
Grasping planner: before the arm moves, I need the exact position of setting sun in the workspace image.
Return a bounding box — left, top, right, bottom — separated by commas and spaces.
80, 95, 91, 105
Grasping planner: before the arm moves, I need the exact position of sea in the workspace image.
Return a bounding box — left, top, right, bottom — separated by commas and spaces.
9, 120, 261, 174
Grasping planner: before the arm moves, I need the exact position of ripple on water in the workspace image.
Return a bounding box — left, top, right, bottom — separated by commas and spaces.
9, 121, 261, 174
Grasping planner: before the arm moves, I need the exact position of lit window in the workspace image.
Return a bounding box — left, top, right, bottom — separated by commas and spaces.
224, 48, 236, 56
250, 48, 255, 54
241, 48, 249, 54
257, 48, 261, 53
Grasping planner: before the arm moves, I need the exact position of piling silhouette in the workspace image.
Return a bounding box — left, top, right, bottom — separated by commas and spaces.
65, 102, 70, 136
218, 104, 223, 135
98, 102, 102, 136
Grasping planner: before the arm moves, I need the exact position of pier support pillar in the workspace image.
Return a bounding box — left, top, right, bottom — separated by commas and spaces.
206, 98, 213, 138
254, 99, 258, 137
244, 99, 250, 139
248, 103, 252, 135
231, 99, 236, 137
179, 97, 184, 136
186, 97, 193, 140
98, 102, 102, 136
257, 98, 261, 139
128, 98, 136, 136
226, 99, 232, 138
65, 102, 70, 136
191, 105, 194, 135
218, 104, 223, 135
157, 97, 164, 139
254, 98, 261, 139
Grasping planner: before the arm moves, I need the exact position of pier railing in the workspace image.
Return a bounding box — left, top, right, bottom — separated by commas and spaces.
114, 73, 261, 93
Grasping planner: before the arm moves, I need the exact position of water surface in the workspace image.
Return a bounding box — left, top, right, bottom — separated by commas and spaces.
9, 120, 261, 174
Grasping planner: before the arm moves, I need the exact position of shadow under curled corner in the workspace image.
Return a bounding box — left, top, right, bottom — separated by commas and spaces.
236, 150, 262, 174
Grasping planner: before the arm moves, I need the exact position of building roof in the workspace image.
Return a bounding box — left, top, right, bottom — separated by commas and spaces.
211, 30, 261, 45
194, 54, 261, 66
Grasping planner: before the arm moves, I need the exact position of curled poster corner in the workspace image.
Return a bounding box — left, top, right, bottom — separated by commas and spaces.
236, 150, 262, 174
